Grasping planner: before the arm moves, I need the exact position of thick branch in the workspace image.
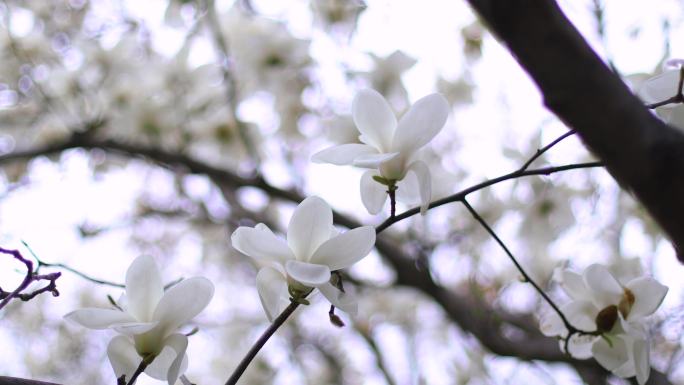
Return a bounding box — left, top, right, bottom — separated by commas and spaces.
0, 378, 60, 385
466, 0, 684, 261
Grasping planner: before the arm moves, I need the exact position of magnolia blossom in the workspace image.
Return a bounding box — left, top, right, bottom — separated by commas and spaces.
231, 196, 376, 321
638, 60, 684, 128
65, 256, 214, 385
312, 89, 449, 214
540, 263, 667, 384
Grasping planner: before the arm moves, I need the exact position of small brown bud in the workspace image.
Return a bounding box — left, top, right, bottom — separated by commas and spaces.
618, 288, 635, 318
595, 305, 618, 333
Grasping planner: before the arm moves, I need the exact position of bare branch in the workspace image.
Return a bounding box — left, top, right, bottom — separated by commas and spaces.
0, 247, 61, 310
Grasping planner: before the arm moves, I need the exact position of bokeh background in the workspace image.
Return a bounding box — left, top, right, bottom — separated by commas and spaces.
1, 0, 684, 384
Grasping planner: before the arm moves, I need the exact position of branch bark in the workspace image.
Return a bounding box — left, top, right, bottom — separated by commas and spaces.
466, 0, 684, 262
0, 378, 60, 385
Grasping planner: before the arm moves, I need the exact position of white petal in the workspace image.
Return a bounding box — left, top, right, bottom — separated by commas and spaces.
566, 334, 594, 359
311, 144, 379, 165
65, 308, 136, 330
562, 300, 598, 331
613, 360, 636, 379
152, 277, 214, 337
318, 282, 357, 315
662, 104, 684, 129
112, 321, 159, 336
639, 69, 680, 106
352, 152, 400, 168
391, 93, 449, 155
558, 270, 590, 300
287, 196, 333, 261
309, 226, 376, 270
583, 264, 624, 308
144, 336, 189, 383
539, 310, 566, 337
626, 277, 668, 319
352, 89, 396, 152
609, 258, 644, 285
255, 223, 274, 234
125, 255, 164, 322
256, 267, 290, 322
395, 170, 420, 203
329, 225, 341, 238
107, 336, 139, 383
360, 170, 388, 215
592, 335, 629, 371
166, 334, 189, 385
634, 338, 651, 385
231, 226, 293, 266
406, 160, 431, 215
285, 260, 331, 286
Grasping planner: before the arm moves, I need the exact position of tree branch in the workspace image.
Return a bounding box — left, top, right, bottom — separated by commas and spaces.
465, 0, 684, 262
0, 247, 61, 310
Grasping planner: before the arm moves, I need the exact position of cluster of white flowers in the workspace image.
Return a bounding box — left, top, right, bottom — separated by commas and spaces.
540, 262, 667, 384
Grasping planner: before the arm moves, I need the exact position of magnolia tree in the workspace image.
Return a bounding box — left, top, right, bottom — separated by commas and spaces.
1, 0, 684, 384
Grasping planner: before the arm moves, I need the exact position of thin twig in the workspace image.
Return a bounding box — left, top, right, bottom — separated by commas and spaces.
388, 186, 397, 218
204, 0, 260, 165
356, 325, 397, 385
37, 261, 124, 288
0, 247, 61, 310
375, 161, 602, 233
23, 242, 183, 290
519, 130, 576, 171
124, 360, 148, 385
224, 301, 300, 385
460, 199, 588, 343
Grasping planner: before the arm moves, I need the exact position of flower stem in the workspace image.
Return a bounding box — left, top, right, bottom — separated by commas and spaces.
224, 301, 300, 385
124, 360, 148, 385
387, 183, 397, 218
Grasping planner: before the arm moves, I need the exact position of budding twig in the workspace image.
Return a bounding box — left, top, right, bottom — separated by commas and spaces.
0, 247, 61, 311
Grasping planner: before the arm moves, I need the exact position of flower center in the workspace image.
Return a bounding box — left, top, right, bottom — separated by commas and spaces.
618, 288, 635, 319
287, 277, 313, 305
595, 305, 618, 333
594, 288, 636, 333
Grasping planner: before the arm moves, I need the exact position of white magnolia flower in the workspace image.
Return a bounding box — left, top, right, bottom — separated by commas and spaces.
638, 60, 684, 128
231, 196, 376, 321
312, 89, 449, 215
65, 256, 214, 385
540, 264, 667, 384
